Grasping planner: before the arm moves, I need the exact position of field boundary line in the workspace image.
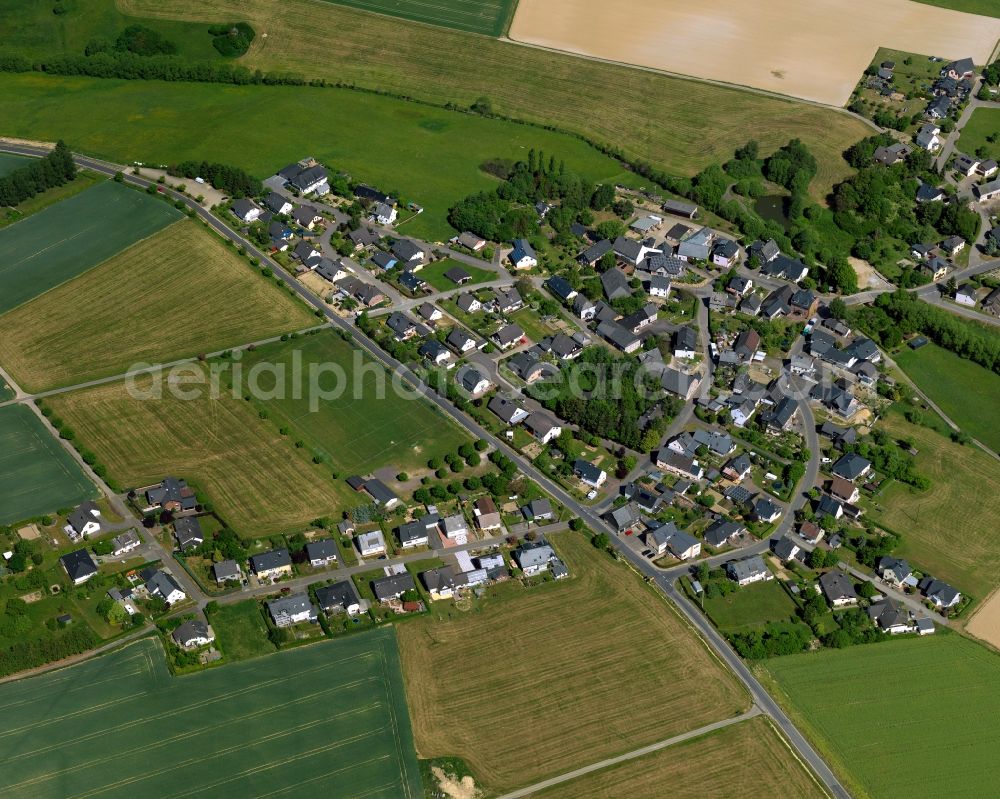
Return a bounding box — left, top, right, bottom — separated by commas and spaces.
495, 706, 762, 799
758, 714, 835, 799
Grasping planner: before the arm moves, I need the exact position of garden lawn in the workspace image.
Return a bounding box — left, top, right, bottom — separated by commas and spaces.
894, 342, 1000, 452
955, 107, 1000, 164
397, 533, 748, 794
0, 73, 642, 241
236, 331, 472, 474
206, 599, 275, 660
0, 219, 317, 392
116, 0, 871, 200
45, 371, 356, 537
0, 404, 97, 525
532, 715, 827, 799
875, 413, 1000, 600
0, 631, 423, 798
0, 179, 182, 315
419, 258, 496, 291
701, 578, 800, 634
763, 634, 1000, 799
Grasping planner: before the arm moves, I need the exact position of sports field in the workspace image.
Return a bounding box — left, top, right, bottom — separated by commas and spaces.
0, 630, 423, 798
875, 413, 1000, 599
397, 533, 748, 794
0, 220, 317, 392
322, 0, 517, 35
532, 715, 827, 799
237, 331, 471, 474
510, 0, 1000, 106
120, 0, 871, 199
45, 371, 356, 536
0, 405, 96, 525
956, 107, 1000, 163
0, 179, 182, 315
895, 342, 1000, 452
0, 153, 29, 176
763, 634, 1000, 799
0, 75, 640, 242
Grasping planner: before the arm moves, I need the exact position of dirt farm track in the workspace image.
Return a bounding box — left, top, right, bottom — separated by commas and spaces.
509, 0, 1000, 106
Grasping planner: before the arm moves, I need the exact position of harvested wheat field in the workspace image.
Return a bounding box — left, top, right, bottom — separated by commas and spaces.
966, 589, 1000, 650
0, 220, 317, 393
531, 715, 827, 799
45, 374, 355, 535
397, 533, 748, 795
116, 0, 871, 198
510, 0, 1000, 105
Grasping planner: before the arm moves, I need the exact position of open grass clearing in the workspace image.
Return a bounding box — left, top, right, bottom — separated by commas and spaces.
0, 73, 641, 242
874, 412, 1000, 599
0, 404, 97, 525
762, 633, 1000, 799
532, 715, 827, 799
397, 532, 748, 794
45, 371, 355, 536
701, 578, 800, 634
0, 169, 106, 230
957, 107, 1000, 163
894, 342, 1000, 453
206, 598, 275, 660
0, 219, 317, 392
115, 0, 871, 201
419, 258, 496, 291
0, 630, 422, 798
236, 331, 472, 475
0, 179, 182, 315
320, 0, 517, 35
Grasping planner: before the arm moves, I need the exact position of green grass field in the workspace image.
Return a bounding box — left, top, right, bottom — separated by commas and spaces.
0, 179, 182, 315
207, 599, 276, 660
0, 0, 226, 61
0, 153, 29, 176
419, 258, 496, 291
0, 169, 106, 229
46, 370, 356, 536
0, 631, 423, 798
0, 74, 642, 242
116, 0, 871, 201
957, 107, 1000, 162
321, 0, 517, 35
0, 220, 318, 392
237, 331, 471, 474
895, 342, 1000, 453
764, 634, 1000, 799
0, 404, 97, 525
873, 413, 1000, 599
701, 579, 800, 634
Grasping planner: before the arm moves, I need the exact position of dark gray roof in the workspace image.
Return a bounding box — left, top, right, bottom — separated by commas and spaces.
316, 580, 358, 611
305, 539, 338, 562
174, 516, 203, 550
250, 548, 291, 572
832, 453, 871, 481
601, 268, 631, 300
60, 549, 97, 581
819, 569, 857, 601
372, 572, 415, 601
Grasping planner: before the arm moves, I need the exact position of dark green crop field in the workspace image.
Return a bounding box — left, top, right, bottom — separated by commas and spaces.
0, 180, 182, 315
0, 404, 97, 525
0, 629, 422, 798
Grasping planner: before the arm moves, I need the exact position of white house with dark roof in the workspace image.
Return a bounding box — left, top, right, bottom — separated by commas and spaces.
267, 593, 318, 627
65, 501, 101, 541
524, 412, 562, 444
727, 555, 771, 586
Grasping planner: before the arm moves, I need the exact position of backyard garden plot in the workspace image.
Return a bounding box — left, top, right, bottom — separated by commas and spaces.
763, 634, 1000, 799
237, 332, 471, 474
397, 533, 748, 795
45, 372, 356, 536
0, 404, 96, 525
0, 179, 182, 315
0, 220, 317, 392
509, 0, 1000, 106
532, 715, 827, 799
874, 413, 1000, 600
0, 630, 422, 798
320, 0, 517, 35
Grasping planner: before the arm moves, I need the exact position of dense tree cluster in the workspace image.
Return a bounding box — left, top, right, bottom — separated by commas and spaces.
0, 625, 99, 678
729, 621, 812, 659
0, 139, 75, 208
210, 23, 255, 57
169, 160, 261, 198
84, 25, 178, 58
850, 290, 1000, 373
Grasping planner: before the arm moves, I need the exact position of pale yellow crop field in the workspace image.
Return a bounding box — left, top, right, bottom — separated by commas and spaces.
510, 0, 1000, 105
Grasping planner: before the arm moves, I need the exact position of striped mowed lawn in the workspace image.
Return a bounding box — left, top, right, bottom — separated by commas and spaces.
0, 220, 318, 392
0, 404, 97, 525
0, 630, 422, 798
0, 179, 182, 315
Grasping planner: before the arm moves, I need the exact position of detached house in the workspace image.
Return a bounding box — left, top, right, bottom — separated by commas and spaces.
820, 570, 858, 607
305, 539, 338, 567
473, 497, 503, 532
356, 530, 387, 557
727, 555, 772, 587
142, 568, 186, 606
174, 517, 204, 552
268, 593, 318, 627
574, 458, 607, 488
524, 412, 562, 444
509, 239, 537, 269
250, 549, 293, 581
316, 581, 361, 615
60, 549, 98, 585
65, 501, 101, 541
230, 198, 262, 223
